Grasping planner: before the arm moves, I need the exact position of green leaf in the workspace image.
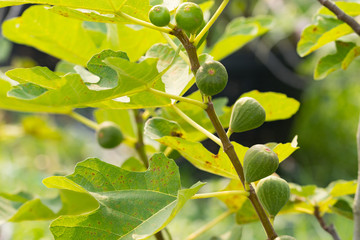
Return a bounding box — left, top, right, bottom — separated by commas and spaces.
272, 136, 299, 163
3, 6, 107, 66
240, 91, 300, 121
8, 83, 48, 100
145, 44, 193, 97
5, 57, 161, 110
0, 78, 71, 113
315, 41, 360, 80
297, 15, 353, 57
43, 154, 204, 239
289, 183, 317, 198
327, 180, 357, 197
330, 196, 354, 219
318, 2, 360, 17
235, 199, 258, 224
0, 0, 150, 20
87, 50, 129, 89
144, 117, 186, 139
121, 157, 147, 172
209, 16, 273, 61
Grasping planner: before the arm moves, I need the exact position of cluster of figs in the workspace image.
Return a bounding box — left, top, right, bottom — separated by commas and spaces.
94, 3, 292, 235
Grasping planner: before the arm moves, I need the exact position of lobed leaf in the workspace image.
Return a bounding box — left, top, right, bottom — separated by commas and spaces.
297, 15, 353, 57
315, 41, 360, 79
240, 91, 300, 121
209, 16, 273, 61
43, 154, 204, 239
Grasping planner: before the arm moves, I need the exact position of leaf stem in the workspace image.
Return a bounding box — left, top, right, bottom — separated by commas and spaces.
194, 0, 229, 46
67, 111, 99, 130
186, 210, 232, 240
116, 12, 172, 34
147, 88, 208, 109
191, 190, 249, 199
171, 105, 222, 146
133, 110, 149, 168
161, 32, 191, 66
314, 206, 341, 240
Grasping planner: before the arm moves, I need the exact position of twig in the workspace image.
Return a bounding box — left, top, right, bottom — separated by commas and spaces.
133, 110, 149, 168
317, 0, 360, 36
314, 206, 341, 240
155, 231, 165, 240
354, 116, 360, 240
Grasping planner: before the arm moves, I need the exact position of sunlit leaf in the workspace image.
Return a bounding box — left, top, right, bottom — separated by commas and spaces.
328, 180, 357, 197
315, 41, 360, 80
318, 2, 360, 17
43, 154, 204, 239
297, 15, 353, 57
209, 16, 273, 60
240, 91, 300, 121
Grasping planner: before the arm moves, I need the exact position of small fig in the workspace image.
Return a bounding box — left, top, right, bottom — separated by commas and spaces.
275, 236, 296, 240
229, 97, 266, 133
243, 144, 279, 183
96, 121, 124, 149
175, 2, 204, 33
256, 176, 290, 217
195, 60, 228, 96
149, 5, 171, 27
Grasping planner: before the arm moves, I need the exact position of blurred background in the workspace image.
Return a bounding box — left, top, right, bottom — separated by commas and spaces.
0, 0, 359, 239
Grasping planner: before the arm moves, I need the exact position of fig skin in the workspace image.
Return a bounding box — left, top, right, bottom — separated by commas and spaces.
195, 60, 228, 96
175, 2, 204, 33
149, 5, 171, 27
96, 121, 124, 149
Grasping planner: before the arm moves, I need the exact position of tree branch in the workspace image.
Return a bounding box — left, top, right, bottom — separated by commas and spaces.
314, 206, 341, 240
317, 0, 360, 36
354, 116, 360, 240
133, 110, 149, 168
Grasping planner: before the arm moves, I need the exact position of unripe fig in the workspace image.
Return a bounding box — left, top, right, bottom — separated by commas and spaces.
195, 60, 228, 96
275, 236, 296, 240
256, 176, 290, 217
229, 97, 266, 133
175, 2, 203, 33
149, 5, 170, 27
243, 144, 279, 183
96, 121, 124, 149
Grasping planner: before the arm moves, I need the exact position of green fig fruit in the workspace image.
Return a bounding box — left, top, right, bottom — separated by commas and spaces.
96, 121, 124, 149
149, 5, 171, 27
229, 97, 266, 133
195, 60, 228, 96
243, 144, 279, 183
256, 176, 290, 217
275, 236, 296, 240
175, 2, 204, 33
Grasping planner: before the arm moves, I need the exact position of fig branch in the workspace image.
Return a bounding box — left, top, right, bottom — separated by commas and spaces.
317, 0, 360, 36
314, 206, 340, 240
133, 109, 149, 168
171, 26, 278, 240
315, 1, 360, 239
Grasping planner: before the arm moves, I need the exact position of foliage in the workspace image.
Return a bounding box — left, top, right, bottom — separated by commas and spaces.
0, 0, 358, 239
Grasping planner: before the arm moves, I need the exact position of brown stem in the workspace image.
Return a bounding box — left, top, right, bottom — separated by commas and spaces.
171, 28, 200, 73
314, 206, 341, 240
317, 0, 360, 36
155, 231, 165, 240
171, 27, 277, 239
133, 110, 149, 168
